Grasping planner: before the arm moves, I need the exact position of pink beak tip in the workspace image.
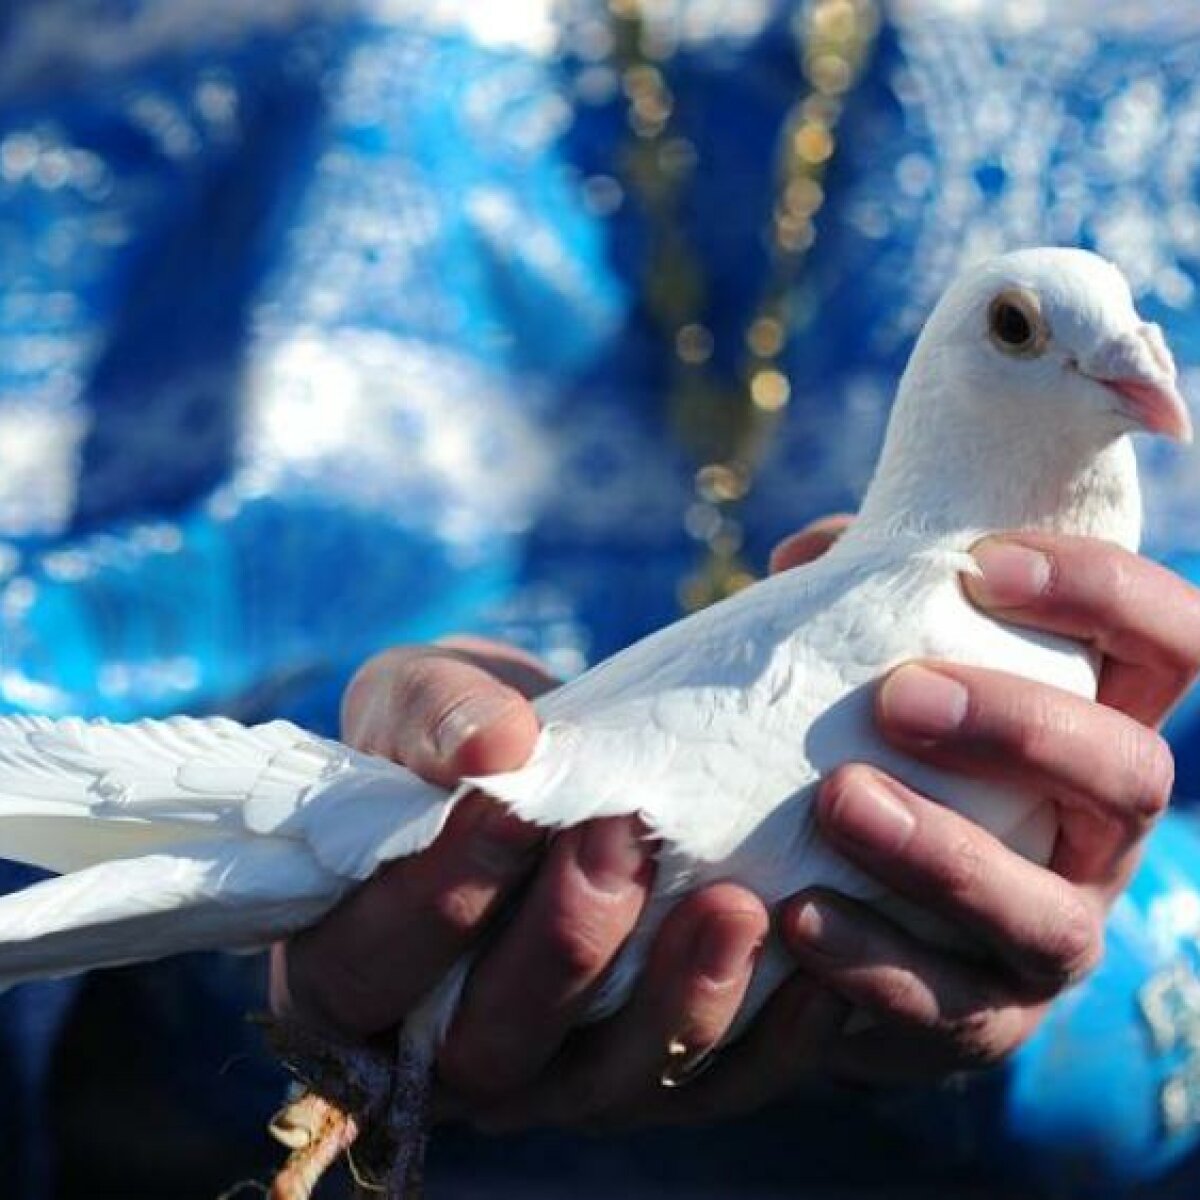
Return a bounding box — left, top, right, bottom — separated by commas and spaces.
1106, 376, 1194, 445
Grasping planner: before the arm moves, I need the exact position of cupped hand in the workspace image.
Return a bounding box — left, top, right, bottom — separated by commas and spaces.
276, 520, 1200, 1130
733, 521, 1198, 1096
277, 637, 774, 1126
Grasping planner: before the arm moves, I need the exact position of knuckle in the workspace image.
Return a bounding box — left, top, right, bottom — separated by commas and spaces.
341, 647, 437, 755
1032, 890, 1103, 988
868, 967, 928, 1023
544, 911, 613, 981
389, 651, 454, 718
1008, 689, 1069, 763
1093, 549, 1140, 614
1161, 657, 1200, 709
427, 884, 488, 943
1171, 593, 1200, 679
462, 802, 543, 875
933, 832, 988, 904
1124, 729, 1175, 826
945, 1008, 1023, 1069
383, 652, 525, 776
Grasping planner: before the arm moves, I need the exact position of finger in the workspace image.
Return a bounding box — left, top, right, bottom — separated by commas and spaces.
780, 890, 1037, 1072
282, 792, 543, 1035
769, 514, 854, 574
636, 978, 847, 1126
875, 661, 1174, 885
438, 817, 655, 1099
478, 884, 767, 1130
814, 766, 1105, 991
964, 534, 1200, 726
340, 645, 544, 784
285, 648, 546, 1036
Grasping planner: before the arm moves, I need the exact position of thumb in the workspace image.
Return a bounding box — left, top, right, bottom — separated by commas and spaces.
341, 647, 543, 786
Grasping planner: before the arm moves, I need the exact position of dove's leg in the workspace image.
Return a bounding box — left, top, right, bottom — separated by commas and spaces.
268, 1090, 360, 1200
257, 973, 454, 1197
259, 1016, 397, 1198
257, 1016, 436, 1200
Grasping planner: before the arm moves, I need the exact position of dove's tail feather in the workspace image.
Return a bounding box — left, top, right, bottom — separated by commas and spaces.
0, 711, 455, 876
0, 713, 459, 985
0, 714, 341, 875
0, 838, 339, 987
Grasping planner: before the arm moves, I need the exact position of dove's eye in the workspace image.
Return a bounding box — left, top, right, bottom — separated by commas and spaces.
987, 290, 1047, 358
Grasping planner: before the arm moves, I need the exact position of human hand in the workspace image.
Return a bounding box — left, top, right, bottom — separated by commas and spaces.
737, 520, 1199, 1093
278, 630, 795, 1131
275, 636, 771, 1120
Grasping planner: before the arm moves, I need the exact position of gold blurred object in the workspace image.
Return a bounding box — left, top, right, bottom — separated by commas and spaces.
609, 0, 880, 610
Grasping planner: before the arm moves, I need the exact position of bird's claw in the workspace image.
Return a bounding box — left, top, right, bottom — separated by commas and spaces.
254, 1014, 432, 1200
268, 1090, 360, 1200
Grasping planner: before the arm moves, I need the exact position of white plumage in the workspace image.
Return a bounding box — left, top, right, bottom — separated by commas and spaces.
0, 248, 1190, 1059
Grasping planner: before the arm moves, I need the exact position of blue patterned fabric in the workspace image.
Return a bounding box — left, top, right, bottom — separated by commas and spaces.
3, 2, 1200, 1196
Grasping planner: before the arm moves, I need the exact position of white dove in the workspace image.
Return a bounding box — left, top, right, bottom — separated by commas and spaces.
0, 248, 1190, 1197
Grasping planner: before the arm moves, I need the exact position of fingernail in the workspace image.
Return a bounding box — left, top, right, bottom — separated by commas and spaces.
433, 693, 517, 761
969, 539, 1051, 607
789, 898, 858, 960
823, 772, 915, 853
878, 664, 968, 740
692, 912, 762, 985
578, 819, 647, 895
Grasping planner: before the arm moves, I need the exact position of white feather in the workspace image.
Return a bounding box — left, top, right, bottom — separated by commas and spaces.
0, 715, 456, 979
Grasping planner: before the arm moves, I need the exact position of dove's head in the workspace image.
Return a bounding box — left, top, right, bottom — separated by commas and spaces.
862, 248, 1190, 546
921, 247, 1191, 447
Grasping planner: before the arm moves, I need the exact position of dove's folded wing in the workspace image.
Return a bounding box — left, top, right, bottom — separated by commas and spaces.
0, 714, 454, 985
464, 569, 849, 870
466, 698, 816, 874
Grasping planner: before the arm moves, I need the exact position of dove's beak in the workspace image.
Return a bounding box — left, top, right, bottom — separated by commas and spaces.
1103, 375, 1193, 444
1082, 322, 1193, 444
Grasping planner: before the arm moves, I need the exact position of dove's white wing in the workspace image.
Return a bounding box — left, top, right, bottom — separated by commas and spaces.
0, 714, 454, 984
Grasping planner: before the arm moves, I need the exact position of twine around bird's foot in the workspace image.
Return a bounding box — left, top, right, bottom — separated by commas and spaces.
251, 1013, 431, 1200
268, 1090, 361, 1200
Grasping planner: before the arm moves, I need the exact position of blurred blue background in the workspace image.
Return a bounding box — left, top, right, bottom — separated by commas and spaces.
4, 2, 1200, 1198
